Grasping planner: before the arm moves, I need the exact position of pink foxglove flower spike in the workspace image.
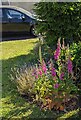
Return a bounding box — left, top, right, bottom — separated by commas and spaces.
67, 58, 73, 74
54, 38, 61, 60
51, 67, 56, 77
41, 60, 47, 74
54, 83, 59, 89
60, 72, 64, 80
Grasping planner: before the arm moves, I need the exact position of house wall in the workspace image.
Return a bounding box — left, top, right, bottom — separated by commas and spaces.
1, 1, 36, 13
10, 2, 36, 13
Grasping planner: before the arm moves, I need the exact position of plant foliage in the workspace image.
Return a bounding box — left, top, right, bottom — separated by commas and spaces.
34, 2, 81, 47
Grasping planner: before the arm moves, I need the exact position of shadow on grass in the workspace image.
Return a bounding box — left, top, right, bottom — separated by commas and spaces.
2, 47, 38, 96
1, 47, 40, 119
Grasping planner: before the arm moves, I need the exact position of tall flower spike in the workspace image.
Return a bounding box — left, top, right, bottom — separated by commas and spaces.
49, 60, 56, 77
54, 38, 61, 60
41, 60, 47, 74
38, 69, 42, 76
67, 57, 73, 74
62, 38, 65, 49
60, 72, 64, 80
57, 38, 61, 48
32, 68, 38, 79
51, 67, 56, 77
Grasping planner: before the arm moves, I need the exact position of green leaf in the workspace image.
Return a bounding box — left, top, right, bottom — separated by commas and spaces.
70, 7, 74, 11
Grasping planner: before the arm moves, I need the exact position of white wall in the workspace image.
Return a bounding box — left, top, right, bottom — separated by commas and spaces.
1, 1, 36, 13
10, 2, 35, 13
0, 0, 2, 5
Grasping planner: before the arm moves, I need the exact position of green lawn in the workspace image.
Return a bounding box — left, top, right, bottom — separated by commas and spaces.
0, 38, 79, 119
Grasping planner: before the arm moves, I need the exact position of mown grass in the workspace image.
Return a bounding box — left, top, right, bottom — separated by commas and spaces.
0, 38, 79, 119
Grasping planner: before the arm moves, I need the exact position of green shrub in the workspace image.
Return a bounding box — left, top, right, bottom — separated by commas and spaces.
34, 2, 81, 47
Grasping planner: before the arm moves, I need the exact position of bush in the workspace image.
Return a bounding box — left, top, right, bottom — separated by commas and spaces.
11, 39, 78, 111
34, 2, 81, 47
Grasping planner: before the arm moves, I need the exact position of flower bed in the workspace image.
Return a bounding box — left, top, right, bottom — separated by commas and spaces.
11, 39, 78, 112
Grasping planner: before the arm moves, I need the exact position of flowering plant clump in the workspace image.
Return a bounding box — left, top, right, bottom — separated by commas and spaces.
32, 38, 78, 111
11, 38, 78, 111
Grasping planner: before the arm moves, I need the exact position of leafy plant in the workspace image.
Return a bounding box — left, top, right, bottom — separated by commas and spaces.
32, 38, 78, 110
34, 2, 81, 47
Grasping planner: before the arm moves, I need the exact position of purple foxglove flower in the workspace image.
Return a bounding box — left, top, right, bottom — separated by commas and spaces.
35, 74, 38, 79
51, 67, 56, 77
54, 83, 59, 89
41, 60, 47, 74
32, 68, 36, 76
54, 47, 60, 60
38, 69, 42, 76
67, 58, 73, 74
32, 68, 38, 79
54, 39, 61, 60
60, 72, 64, 80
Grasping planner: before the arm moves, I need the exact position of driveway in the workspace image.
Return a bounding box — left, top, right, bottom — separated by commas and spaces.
1, 33, 37, 42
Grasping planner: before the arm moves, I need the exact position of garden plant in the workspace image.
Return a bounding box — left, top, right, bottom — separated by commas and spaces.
12, 38, 78, 112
